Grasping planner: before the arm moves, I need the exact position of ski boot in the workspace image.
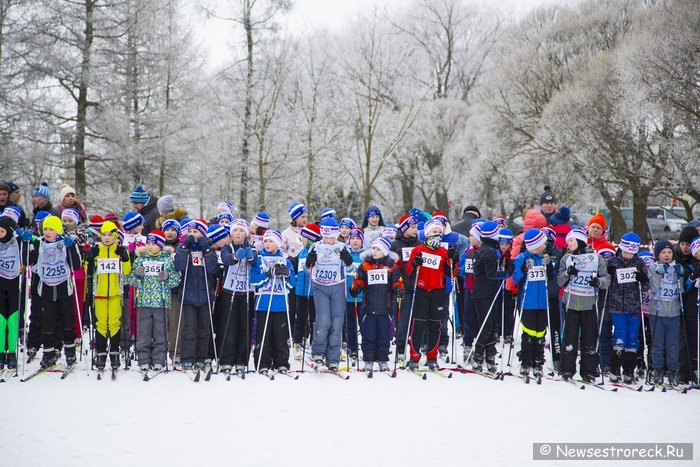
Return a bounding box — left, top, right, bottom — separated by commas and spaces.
463, 346, 472, 364
504, 335, 513, 346
6, 352, 17, 370
95, 353, 107, 370
407, 360, 419, 371
397, 353, 406, 367
580, 372, 596, 384
363, 361, 373, 372
152, 364, 164, 372
140, 363, 151, 372
533, 366, 544, 378
293, 343, 302, 361
622, 373, 635, 384
667, 369, 679, 387
606, 368, 621, 383
40, 350, 57, 369
277, 366, 289, 374
438, 346, 448, 359
560, 372, 574, 382
349, 351, 358, 367
109, 352, 120, 369
520, 365, 531, 377
378, 361, 390, 372
485, 359, 497, 373
327, 361, 339, 372
0, 352, 5, 369
235, 364, 246, 374
65, 346, 76, 365
26, 347, 37, 363
426, 358, 439, 371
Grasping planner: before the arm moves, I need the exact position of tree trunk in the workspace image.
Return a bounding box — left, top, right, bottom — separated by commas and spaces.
240, 0, 254, 217
74, 0, 94, 195
632, 190, 651, 244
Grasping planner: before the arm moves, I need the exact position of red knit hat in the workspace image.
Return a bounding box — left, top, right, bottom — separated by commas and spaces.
588, 213, 606, 230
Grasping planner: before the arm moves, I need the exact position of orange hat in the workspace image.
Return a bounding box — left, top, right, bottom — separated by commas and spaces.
588, 213, 606, 230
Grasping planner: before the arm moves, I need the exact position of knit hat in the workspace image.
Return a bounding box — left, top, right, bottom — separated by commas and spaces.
409, 207, 429, 223
101, 220, 119, 236
398, 215, 417, 234
320, 207, 337, 221
129, 184, 150, 204
524, 228, 547, 251
217, 201, 233, 213
653, 239, 673, 258
104, 212, 119, 223
566, 228, 588, 244
217, 212, 234, 224
479, 221, 499, 240
301, 223, 322, 242
117, 229, 124, 244
423, 218, 444, 237
619, 232, 641, 255
320, 217, 339, 238
493, 216, 507, 228
263, 229, 284, 249
162, 219, 181, 235
187, 219, 208, 236
365, 206, 381, 220
179, 217, 191, 231
690, 237, 700, 257
2, 206, 21, 223
348, 227, 364, 244
35, 211, 50, 229
498, 228, 514, 243
288, 202, 308, 221
382, 225, 398, 237
146, 230, 166, 249
4, 181, 19, 193
60, 184, 76, 201
207, 224, 229, 245
339, 217, 356, 230
252, 212, 270, 229
122, 211, 144, 232
541, 226, 556, 243
372, 237, 392, 256
432, 211, 449, 226
679, 225, 698, 245
638, 250, 654, 268
157, 195, 175, 214
230, 219, 250, 236
61, 207, 81, 226
42, 215, 63, 235
549, 206, 570, 226
89, 215, 104, 232
0, 215, 16, 241
469, 222, 483, 240
32, 182, 50, 200
598, 246, 616, 258
540, 185, 556, 204
462, 205, 481, 217
588, 213, 606, 230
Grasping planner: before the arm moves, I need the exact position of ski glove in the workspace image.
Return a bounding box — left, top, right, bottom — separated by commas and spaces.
63, 236, 74, 248
245, 247, 256, 261
385, 257, 395, 268
183, 235, 195, 248
673, 263, 683, 276
85, 245, 99, 261
135, 266, 145, 279
234, 247, 247, 261
541, 254, 551, 266
271, 263, 290, 278
412, 254, 424, 268
567, 265, 578, 276
340, 248, 353, 266
115, 245, 130, 262
159, 270, 169, 282
18, 228, 33, 242
349, 285, 361, 298
197, 237, 210, 251
589, 276, 600, 288
656, 263, 668, 275
305, 250, 317, 268
393, 285, 404, 300
525, 259, 535, 270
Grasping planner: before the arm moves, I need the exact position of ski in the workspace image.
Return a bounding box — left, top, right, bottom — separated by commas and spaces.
0, 368, 9, 382
143, 369, 164, 381
609, 382, 644, 392
60, 364, 77, 380
573, 379, 620, 391
367, 369, 373, 379
274, 370, 299, 380
190, 369, 201, 382
96, 369, 105, 380
203, 367, 213, 381
111, 368, 117, 380
21, 364, 57, 382
258, 370, 274, 380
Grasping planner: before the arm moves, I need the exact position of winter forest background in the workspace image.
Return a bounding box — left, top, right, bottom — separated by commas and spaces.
0, 0, 698, 240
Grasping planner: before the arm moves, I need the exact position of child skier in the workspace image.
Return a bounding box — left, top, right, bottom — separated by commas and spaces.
391, 214, 421, 363
84, 220, 132, 370
350, 237, 402, 372
291, 223, 320, 360
250, 230, 296, 374
361, 205, 385, 248
344, 227, 365, 365
648, 239, 683, 386
458, 220, 482, 362
557, 228, 610, 381
605, 232, 648, 383
305, 217, 354, 371
161, 219, 182, 363
126, 230, 180, 372
0, 216, 23, 370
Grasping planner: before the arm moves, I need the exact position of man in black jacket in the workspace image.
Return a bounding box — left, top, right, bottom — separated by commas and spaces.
129, 184, 160, 235
451, 205, 481, 237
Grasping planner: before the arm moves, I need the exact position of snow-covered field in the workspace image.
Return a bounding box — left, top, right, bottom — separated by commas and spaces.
5, 356, 698, 467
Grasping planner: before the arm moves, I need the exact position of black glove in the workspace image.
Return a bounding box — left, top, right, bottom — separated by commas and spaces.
589, 276, 600, 288
385, 257, 395, 268
115, 245, 129, 262
689, 267, 700, 281
306, 249, 317, 268
197, 236, 210, 251
349, 285, 360, 297
393, 285, 404, 300
340, 248, 352, 266
85, 245, 99, 261
567, 265, 578, 276
272, 263, 290, 278
183, 235, 195, 248
412, 254, 424, 268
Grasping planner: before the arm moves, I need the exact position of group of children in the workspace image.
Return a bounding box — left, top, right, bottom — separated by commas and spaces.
1, 182, 699, 389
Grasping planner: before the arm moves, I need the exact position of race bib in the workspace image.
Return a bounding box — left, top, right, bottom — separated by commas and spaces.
142, 261, 162, 276
402, 247, 414, 262
528, 265, 546, 282
464, 258, 474, 274
616, 267, 636, 284
36, 241, 69, 286
97, 258, 120, 274
567, 254, 597, 297
223, 262, 251, 293
367, 268, 388, 285
258, 256, 287, 295
658, 277, 678, 302
312, 243, 344, 285
422, 253, 441, 270
297, 257, 306, 273
191, 251, 203, 267
0, 240, 20, 280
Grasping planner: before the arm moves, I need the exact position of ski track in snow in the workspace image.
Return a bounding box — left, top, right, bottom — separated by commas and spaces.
5, 363, 698, 467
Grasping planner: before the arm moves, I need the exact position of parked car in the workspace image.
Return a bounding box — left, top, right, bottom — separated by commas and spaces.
646, 206, 688, 237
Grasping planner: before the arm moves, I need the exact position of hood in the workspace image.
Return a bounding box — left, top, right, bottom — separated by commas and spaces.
523, 209, 546, 231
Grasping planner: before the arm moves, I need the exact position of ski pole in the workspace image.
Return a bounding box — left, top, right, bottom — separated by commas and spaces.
282, 275, 293, 358
466, 281, 504, 365
20, 238, 30, 377
508, 273, 530, 370
173, 256, 189, 370
202, 254, 218, 371
256, 275, 276, 372
68, 247, 89, 375
301, 264, 312, 373
499, 280, 505, 376
395, 265, 420, 376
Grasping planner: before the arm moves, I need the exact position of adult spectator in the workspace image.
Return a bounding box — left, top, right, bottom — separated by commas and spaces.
129, 184, 159, 235
452, 204, 482, 237
540, 185, 557, 223
57, 184, 88, 222
2, 181, 29, 228
548, 206, 572, 250
31, 182, 60, 230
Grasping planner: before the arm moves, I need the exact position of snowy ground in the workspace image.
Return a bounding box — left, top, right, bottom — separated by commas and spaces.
5, 354, 698, 467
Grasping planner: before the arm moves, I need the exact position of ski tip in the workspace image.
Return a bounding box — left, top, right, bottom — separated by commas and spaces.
447, 372, 453, 378
390, 371, 397, 378
293, 375, 299, 380
367, 371, 373, 379
580, 385, 585, 390
421, 373, 427, 380
611, 388, 618, 392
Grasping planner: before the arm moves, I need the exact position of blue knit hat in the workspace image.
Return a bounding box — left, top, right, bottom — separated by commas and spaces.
524, 228, 547, 251
162, 219, 181, 235
288, 202, 307, 221
217, 212, 234, 224
35, 210, 50, 229
179, 217, 191, 232
372, 237, 392, 256
320, 217, 339, 238
207, 224, 229, 245
348, 227, 364, 244
32, 182, 50, 200
619, 232, 641, 254
498, 228, 514, 243
130, 184, 150, 204
320, 207, 337, 221
479, 221, 499, 240
339, 217, 356, 229
122, 211, 144, 232
252, 212, 270, 229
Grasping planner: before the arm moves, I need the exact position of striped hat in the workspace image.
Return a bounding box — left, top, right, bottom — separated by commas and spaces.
301, 223, 321, 242
619, 232, 641, 254
320, 208, 337, 221
32, 182, 50, 200
432, 211, 449, 226
263, 229, 284, 249
469, 222, 483, 240
162, 219, 181, 235
638, 250, 654, 268
382, 225, 398, 239
217, 212, 234, 224
398, 215, 417, 233
348, 227, 364, 244
423, 218, 444, 236
339, 217, 356, 229
479, 221, 499, 240
566, 228, 588, 245
207, 224, 229, 245
372, 237, 392, 256
498, 228, 514, 243
493, 216, 507, 228
320, 217, 339, 238
252, 212, 270, 229
1, 206, 21, 223
35, 211, 50, 229
89, 215, 104, 233
690, 237, 700, 257
122, 211, 144, 232
146, 230, 166, 249
230, 219, 250, 236
288, 202, 307, 221
179, 217, 191, 231
541, 226, 555, 243
129, 184, 150, 204
187, 219, 208, 236
217, 201, 233, 213
61, 207, 81, 226
598, 246, 616, 259
523, 228, 547, 251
